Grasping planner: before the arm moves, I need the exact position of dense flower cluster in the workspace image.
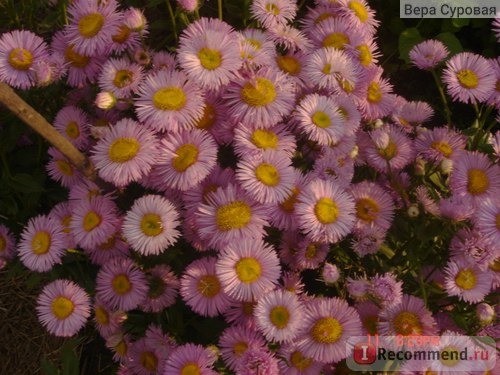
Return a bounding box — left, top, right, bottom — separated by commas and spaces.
0, 1, 498, 374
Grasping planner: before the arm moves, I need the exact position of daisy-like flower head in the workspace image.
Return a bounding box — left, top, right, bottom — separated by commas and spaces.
237, 28, 276, 68
122, 194, 181, 256
415, 185, 441, 216
92, 297, 127, 339
266, 24, 313, 52
98, 57, 143, 98
250, 0, 298, 29
378, 294, 438, 337
84, 231, 130, 266
449, 150, 500, 206
95, 257, 148, 311
151, 50, 177, 72
46, 147, 84, 188
254, 288, 305, 343
295, 178, 355, 243
355, 300, 381, 335
109, 9, 143, 54
152, 128, 217, 192
295, 297, 362, 364
346, 276, 370, 301
0, 30, 49, 89
195, 183, 269, 250
178, 17, 241, 91
236, 150, 295, 204
439, 194, 475, 222
234, 122, 297, 158
442, 52, 496, 104
216, 238, 281, 302
219, 324, 267, 371
293, 238, 329, 271
164, 343, 217, 375
337, 0, 379, 36
295, 93, 346, 146
311, 147, 355, 189
414, 126, 467, 162
309, 17, 358, 50
36, 279, 90, 337
235, 348, 280, 375
177, 0, 199, 12
106, 330, 132, 363
224, 66, 295, 129
444, 255, 493, 304
368, 272, 403, 308
473, 197, 500, 247
91, 118, 159, 188
409, 39, 449, 70
70, 195, 121, 250
17, 214, 66, 272
344, 32, 381, 69
449, 227, 498, 272
351, 225, 386, 257
135, 69, 204, 133
64, 0, 120, 56
143, 265, 179, 313
53, 105, 90, 150
278, 343, 324, 375
0, 224, 16, 262
392, 100, 434, 129
180, 257, 231, 317
350, 181, 395, 230
357, 66, 396, 120
271, 50, 308, 90
127, 337, 163, 375
425, 331, 477, 374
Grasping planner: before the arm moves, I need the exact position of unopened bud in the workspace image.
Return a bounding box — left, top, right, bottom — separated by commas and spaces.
476, 303, 495, 325
414, 157, 426, 176
322, 262, 340, 285
440, 158, 453, 175
407, 204, 419, 218
95, 91, 117, 110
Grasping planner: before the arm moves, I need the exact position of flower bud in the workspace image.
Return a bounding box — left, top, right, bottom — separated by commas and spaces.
440, 158, 453, 175
322, 262, 340, 285
407, 204, 419, 218
95, 91, 117, 110
476, 303, 495, 325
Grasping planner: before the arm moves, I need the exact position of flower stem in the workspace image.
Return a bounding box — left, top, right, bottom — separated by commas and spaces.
218, 0, 223, 20
166, 0, 178, 41
431, 69, 452, 126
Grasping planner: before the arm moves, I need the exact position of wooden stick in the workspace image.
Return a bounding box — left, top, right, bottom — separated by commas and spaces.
0, 82, 96, 180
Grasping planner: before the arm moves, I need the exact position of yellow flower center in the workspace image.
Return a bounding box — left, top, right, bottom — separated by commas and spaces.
197, 47, 222, 70
8, 48, 33, 70
56, 160, 74, 176
363, 315, 378, 335
378, 140, 397, 160
489, 257, 500, 272
243, 301, 255, 316
140, 213, 163, 237
62, 215, 72, 234
112, 25, 131, 44
31, 231, 51, 255
424, 370, 439, 375
305, 243, 317, 259
180, 363, 201, 375
355, 197, 380, 222
314, 197, 339, 224
112, 69, 133, 88
98, 235, 116, 251
78, 13, 105, 38
312, 111, 332, 128
153, 87, 186, 111
279, 187, 300, 213
276, 55, 301, 76
440, 346, 461, 367
265, 3, 280, 15
349, 0, 369, 22
215, 201, 252, 231
140, 351, 158, 372
311, 317, 343, 344
94, 306, 109, 325
197, 275, 221, 298
241, 78, 277, 107
246, 38, 262, 49
322, 63, 332, 75
454, 268, 477, 290
255, 162, 280, 187
235, 257, 262, 283
467, 169, 489, 195
112, 274, 132, 295
65, 121, 80, 139
83, 211, 101, 232
367, 81, 382, 103
322, 33, 349, 49
108, 138, 140, 163
431, 141, 453, 158
457, 69, 479, 89
234, 342, 248, 356
172, 144, 199, 172
393, 311, 423, 336
51, 296, 75, 320
251, 129, 278, 149
196, 103, 216, 130
356, 44, 372, 66
290, 351, 313, 371
269, 305, 290, 329
339, 78, 355, 93
64, 45, 89, 68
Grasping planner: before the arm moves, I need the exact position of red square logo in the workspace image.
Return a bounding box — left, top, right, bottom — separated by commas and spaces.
353, 342, 376, 364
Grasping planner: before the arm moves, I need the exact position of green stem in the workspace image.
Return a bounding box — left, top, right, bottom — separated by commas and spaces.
431, 69, 452, 126
166, 0, 178, 41
379, 244, 395, 259
217, 0, 223, 20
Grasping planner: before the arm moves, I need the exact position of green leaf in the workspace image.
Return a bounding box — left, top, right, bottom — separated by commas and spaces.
398, 27, 423, 64
436, 32, 463, 56
451, 17, 470, 28
9, 173, 44, 193
40, 359, 59, 375
61, 339, 80, 375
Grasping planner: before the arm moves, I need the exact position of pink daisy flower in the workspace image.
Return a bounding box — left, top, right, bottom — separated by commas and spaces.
180, 257, 231, 317
254, 288, 305, 343
95, 257, 148, 311
121, 194, 181, 256
293, 238, 329, 271
53, 105, 90, 151
272, 51, 308, 89
127, 337, 163, 375
295, 178, 355, 243
267, 24, 313, 52
98, 57, 143, 98
0, 30, 49, 89
109, 10, 143, 54
151, 50, 176, 71
351, 225, 386, 257
392, 100, 434, 129
17, 215, 66, 272
250, 0, 298, 29
295, 93, 347, 146
444, 256, 493, 303
92, 297, 127, 339
338, 0, 379, 36
357, 66, 396, 120
236, 151, 295, 204
195, 183, 269, 250
355, 300, 380, 335
36, 279, 90, 337
0, 224, 16, 262
415, 126, 467, 162
439, 194, 475, 222
311, 148, 355, 189
344, 35, 381, 69
164, 343, 217, 375
346, 276, 370, 301
449, 151, 500, 205
177, 17, 242, 90
135, 69, 204, 133
143, 265, 179, 313
234, 122, 297, 158
309, 17, 357, 50
473, 198, 500, 246
442, 52, 496, 104
46, 147, 84, 188
278, 343, 324, 375
64, 0, 120, 56
223, 67, 295, 129
350, 181, 395, 230
216, 238, 281, 302
152, 129, 217, 191
449, 227, 497, 271
235, 348, 280, 375
106, 330, 132, 363
84, 231, 130, 266
91, 118, 159, 188
237, 28, 276, 68
295, 297, 362, 363
219, 324, 267, 371
409, 39, 449, 70
368, 272, 403, 308
70, 195, 121, 250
